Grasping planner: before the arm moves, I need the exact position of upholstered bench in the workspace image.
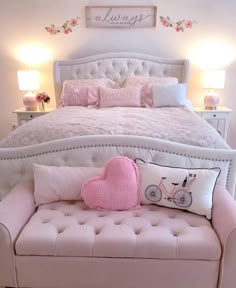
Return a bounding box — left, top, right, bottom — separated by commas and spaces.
0, 182, 236, 288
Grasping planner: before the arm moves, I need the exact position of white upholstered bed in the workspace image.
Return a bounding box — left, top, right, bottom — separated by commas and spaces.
0, 52, 234, 200
0, 52, 228, 149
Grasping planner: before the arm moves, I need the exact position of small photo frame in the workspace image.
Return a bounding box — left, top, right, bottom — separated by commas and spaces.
85, 6, 157, 28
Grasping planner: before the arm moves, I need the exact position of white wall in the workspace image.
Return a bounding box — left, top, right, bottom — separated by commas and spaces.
0, 0, 236, 147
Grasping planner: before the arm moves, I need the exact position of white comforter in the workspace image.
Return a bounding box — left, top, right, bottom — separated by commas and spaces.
0, 106, 229, 148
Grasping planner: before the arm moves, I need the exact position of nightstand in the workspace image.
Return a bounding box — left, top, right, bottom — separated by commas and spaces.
194, 107, 232, 141
13, 107, 56, 126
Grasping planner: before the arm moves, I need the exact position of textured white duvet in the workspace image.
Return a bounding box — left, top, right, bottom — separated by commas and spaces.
0, 106, 228, 148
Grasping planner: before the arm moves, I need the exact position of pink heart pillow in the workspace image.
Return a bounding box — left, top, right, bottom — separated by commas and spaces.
81, 156, 140, 210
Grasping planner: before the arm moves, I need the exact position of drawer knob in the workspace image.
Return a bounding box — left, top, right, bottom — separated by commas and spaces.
213, 114, 216, 117
30, 115, 33, 118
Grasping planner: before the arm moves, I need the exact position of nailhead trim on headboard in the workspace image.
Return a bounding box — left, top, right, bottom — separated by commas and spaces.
0, 143, 231, 188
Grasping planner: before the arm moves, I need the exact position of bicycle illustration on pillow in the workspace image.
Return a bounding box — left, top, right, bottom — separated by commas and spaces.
145, 173, 196, 208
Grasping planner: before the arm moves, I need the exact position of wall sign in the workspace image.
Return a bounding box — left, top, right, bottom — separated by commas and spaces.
85, 6, 157, 28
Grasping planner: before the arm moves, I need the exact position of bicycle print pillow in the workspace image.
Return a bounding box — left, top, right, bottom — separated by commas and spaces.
135, 159, 220, 219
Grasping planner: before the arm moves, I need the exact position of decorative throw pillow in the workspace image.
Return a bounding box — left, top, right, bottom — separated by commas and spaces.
81, 156, 140, 210
60, 79, 118, 107
152, 83, 187, 107
34, 164, 103, 206
99, 86, 142, 108
121, 76, 178, 107
135, 159, 220, 219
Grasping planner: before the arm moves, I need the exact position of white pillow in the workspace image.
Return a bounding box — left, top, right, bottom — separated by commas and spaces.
135, 159, 220, 219
152, 83, 187, 107
34, 164, 102, 206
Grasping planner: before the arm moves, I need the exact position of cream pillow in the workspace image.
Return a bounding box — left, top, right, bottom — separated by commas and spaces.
34, 164, 102, 206
135, 159, 220, 219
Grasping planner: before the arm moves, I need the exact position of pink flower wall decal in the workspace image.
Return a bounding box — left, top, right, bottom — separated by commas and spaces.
45, 16, 80, 35
45, 15, 196, 35
160, 16, 196, 32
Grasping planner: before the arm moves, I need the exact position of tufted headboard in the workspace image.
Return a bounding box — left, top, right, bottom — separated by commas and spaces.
54, 52, 189, 105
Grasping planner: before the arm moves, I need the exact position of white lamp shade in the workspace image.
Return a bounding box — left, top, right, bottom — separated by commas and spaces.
203, 70, 225, 89
17, 70, 40, 91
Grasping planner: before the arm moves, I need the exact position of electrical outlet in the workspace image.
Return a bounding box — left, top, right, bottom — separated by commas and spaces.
11, 123, 17, 131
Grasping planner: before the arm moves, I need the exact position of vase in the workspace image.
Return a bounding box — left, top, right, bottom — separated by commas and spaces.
38, 101, 45, 111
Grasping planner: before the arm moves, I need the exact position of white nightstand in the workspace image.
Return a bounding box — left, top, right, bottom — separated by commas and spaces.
13, 107, 56, 126
194, 107, 232, 141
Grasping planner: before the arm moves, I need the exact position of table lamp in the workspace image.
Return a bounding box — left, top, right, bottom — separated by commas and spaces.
203, 69, 225, 110
17, 70, 40, 111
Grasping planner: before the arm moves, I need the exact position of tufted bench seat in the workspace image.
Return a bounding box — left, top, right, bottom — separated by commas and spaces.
15, 201, 221, 260
1, 183, 236, 288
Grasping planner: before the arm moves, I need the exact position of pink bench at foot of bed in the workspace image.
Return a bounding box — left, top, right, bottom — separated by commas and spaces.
0, 182, 236, 288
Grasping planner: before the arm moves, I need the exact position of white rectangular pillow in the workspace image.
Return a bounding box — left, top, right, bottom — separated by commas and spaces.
152, 83, 187, 107
34, 164, 102, 206
135, 159, 220, 219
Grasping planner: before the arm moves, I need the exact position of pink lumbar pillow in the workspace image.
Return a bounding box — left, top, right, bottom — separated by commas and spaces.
99, 86, 142, 108
81, 156, 140, 210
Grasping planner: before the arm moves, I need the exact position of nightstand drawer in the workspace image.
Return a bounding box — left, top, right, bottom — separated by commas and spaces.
20, 113, 38, 121
13, 107, 56, 127
201, 112, 229, 119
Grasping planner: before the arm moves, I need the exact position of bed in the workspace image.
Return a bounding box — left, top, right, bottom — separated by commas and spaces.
0, 52, 229, 149
0, 52, 234, 201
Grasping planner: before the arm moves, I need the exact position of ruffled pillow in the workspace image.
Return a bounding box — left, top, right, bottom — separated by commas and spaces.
121, 76, 178, 107
60, 79, 119, 107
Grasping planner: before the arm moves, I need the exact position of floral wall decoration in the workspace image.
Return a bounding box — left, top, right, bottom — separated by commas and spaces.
45, 12, 196, 35
160, 16, 196, 32
45, 17, 80, 35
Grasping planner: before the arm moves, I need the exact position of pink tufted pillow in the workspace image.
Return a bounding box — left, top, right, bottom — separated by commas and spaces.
81, 156, 140, 210
121, 76, 178, 107
60, 79, 119, 107
34, 164, 103, 206
99, 86, 142, 108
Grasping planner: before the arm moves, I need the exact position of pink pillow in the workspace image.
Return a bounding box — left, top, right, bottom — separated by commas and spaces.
99, 86, 142, 108
121, 76, 178, 107
81, 156, 140, 210
60, 79, 118, 107
34, 164, 103, 206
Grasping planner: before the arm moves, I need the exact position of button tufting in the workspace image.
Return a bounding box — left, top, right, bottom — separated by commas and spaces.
95, 228, 101, 235
58, 228, 65, 234
78, 221, 85, 225
42, 220, 50, 224
134, 213, 141, 217
152, 222, 159, 227
114, 221, 121, 225
134, 229, 142, 235
98, 213, 106, 217
64, 213, 71, 216
172, 231, 179, 237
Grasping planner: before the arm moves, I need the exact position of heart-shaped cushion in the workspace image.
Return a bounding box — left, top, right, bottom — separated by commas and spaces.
81, 156, 140, 210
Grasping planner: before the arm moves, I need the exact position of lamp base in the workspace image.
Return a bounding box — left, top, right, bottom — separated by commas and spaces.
204, 93, 219, 111
25, 107, 38, 111
23, 92, 37, 111
205, 106, 217, 110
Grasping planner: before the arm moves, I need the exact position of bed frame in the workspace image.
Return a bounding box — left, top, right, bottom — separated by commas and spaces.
1, 53, 235, 200
54, 52, 189, 105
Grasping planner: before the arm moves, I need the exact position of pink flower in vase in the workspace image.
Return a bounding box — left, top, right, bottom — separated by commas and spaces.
185, 21, 193, 28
